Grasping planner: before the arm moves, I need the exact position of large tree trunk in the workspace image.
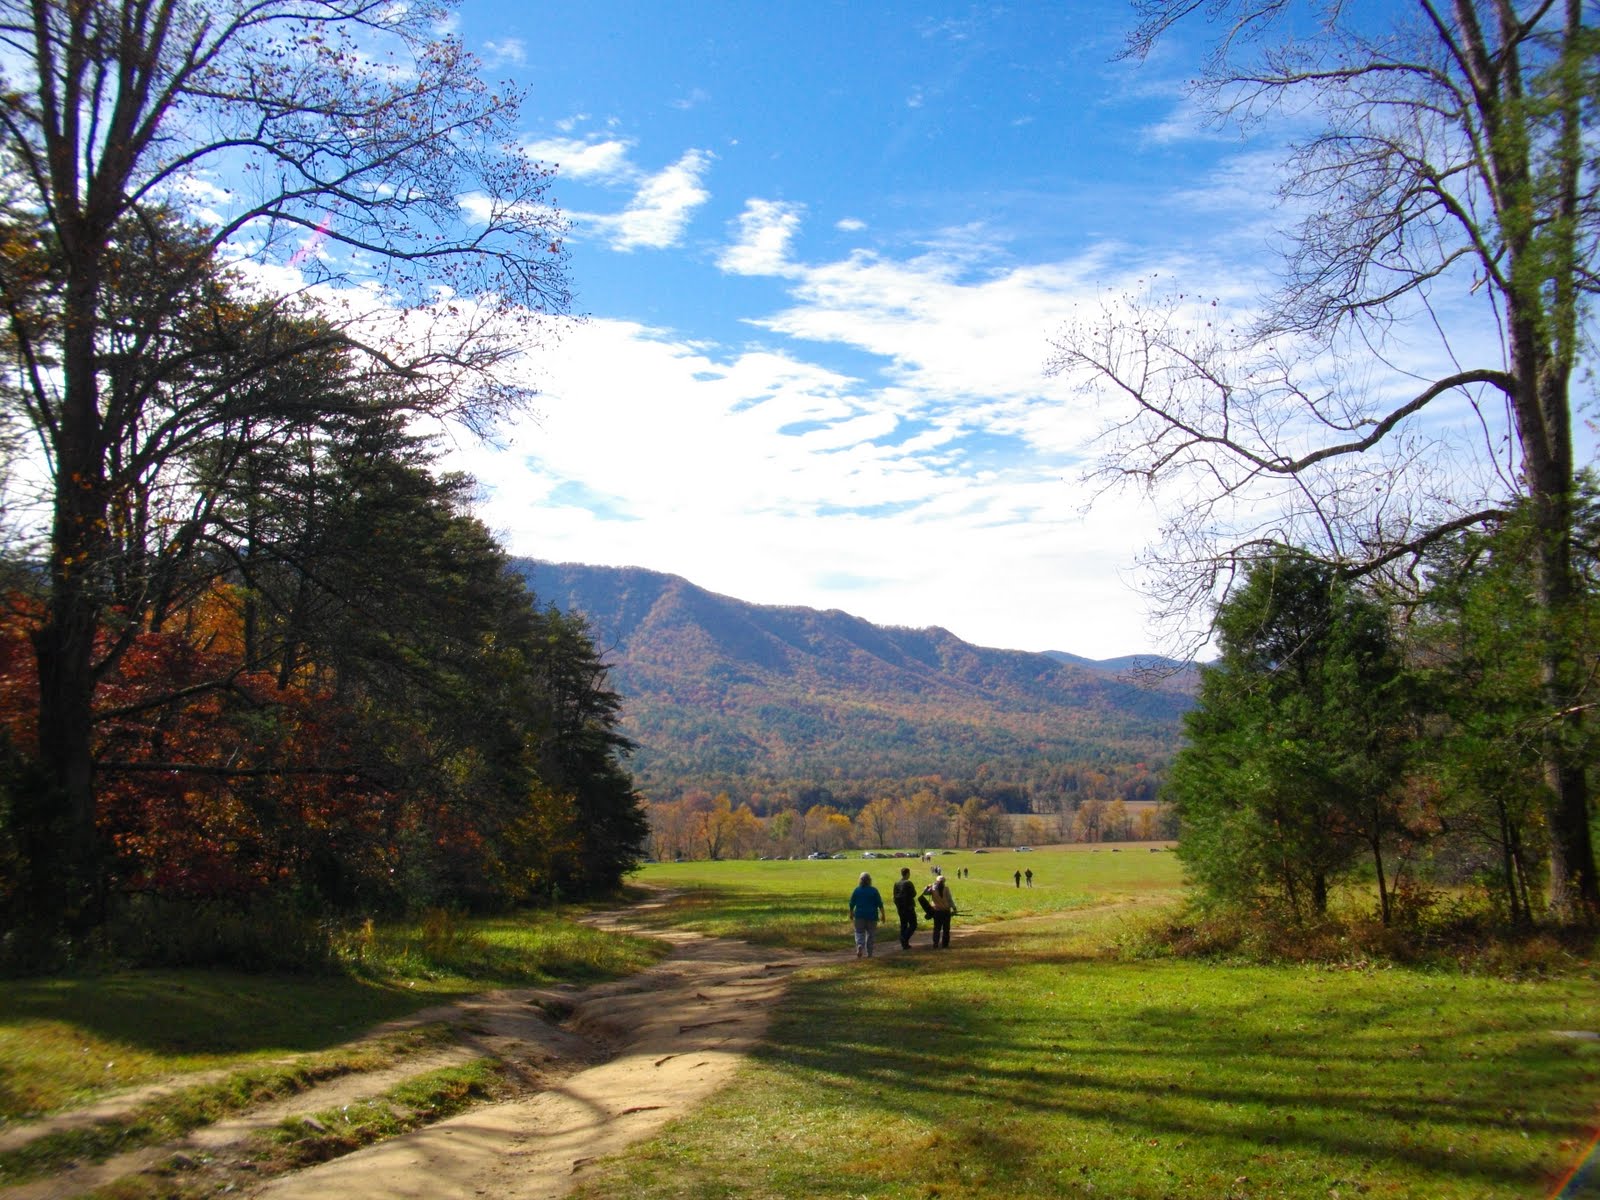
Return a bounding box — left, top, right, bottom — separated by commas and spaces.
1530, 486, 1598, 921
30, 277, 110, 927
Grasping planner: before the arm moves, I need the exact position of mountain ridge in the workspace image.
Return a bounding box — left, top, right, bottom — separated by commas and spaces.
512, 559, 1192, 804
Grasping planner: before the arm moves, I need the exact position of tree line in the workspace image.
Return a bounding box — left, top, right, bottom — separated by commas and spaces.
643, 790, 1176, 862
1170, 513, 1597, 926
0, 0, 645, 966
1052, 1, 1598, 926
639, 760, 1169, 821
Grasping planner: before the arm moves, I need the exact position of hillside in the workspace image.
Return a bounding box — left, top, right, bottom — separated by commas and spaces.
513, 560, 1192, 803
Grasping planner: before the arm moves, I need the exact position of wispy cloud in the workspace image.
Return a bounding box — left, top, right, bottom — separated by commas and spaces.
718, 199, 804, 276
522, 136, 636, 183
576, 149, 713, 251
534, 130, 714, 252
481, 37, 526, 67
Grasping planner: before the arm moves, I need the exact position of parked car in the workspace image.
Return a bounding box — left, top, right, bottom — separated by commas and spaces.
1015, 846, 1033, 852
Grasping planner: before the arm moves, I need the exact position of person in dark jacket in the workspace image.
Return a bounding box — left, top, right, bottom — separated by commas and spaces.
891, 866, 919, 949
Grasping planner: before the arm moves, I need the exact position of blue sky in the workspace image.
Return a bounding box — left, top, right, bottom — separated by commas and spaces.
426, 2, 1348, 657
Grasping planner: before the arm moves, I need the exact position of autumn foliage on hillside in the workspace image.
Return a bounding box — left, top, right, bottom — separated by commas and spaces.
0, 569, 644, 938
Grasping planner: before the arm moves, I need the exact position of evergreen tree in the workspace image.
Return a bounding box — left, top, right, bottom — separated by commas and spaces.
1169, 556, 1411, 919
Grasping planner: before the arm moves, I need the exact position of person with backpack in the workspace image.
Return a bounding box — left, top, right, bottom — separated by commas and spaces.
923, 874, 956, 948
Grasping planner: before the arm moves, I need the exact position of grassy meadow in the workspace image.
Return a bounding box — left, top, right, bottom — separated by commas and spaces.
631, 844, 1184, 949
587, 846, 1600, 1200
1, 846, 1596, 1199
0, 908, 666, 1121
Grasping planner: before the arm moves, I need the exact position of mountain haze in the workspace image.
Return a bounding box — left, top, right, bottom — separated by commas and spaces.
513, 560, 1192, 801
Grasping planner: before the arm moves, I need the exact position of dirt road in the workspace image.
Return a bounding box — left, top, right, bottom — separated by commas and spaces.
0, 904, 813, 1200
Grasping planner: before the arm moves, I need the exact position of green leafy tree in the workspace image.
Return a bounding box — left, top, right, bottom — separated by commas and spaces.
0, 0, 569, 926
1169, 556, 1412, 919
1410, 492, 1600, 923
1055, 0, 1598, 920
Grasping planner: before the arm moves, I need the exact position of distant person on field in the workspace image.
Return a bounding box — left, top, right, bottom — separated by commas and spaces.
849, 872, 886, 958
923, 875, 956, 948
1014, 869, 1022, 888
892, 866, 919, 949
1025, 867, 1033, 887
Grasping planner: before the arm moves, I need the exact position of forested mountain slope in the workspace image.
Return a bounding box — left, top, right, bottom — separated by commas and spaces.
513, 560, 1192, 803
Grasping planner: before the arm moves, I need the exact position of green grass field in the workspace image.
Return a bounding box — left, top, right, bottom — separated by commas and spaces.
589, 848, 1600, 1200
0, 908, 666, 1120
3, 848, 1597, 1199
631, 844, 1184, 949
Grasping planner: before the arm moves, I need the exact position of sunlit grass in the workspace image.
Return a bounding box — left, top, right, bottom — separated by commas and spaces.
631, 844, 1184, 949
571, 908, 1600, 1200
0, 909, 666, 1122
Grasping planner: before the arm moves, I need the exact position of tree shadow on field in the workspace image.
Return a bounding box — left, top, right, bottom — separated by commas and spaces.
0, 969, 434, 1058
751, 937, 1593, 1196
621, 884, 851, 950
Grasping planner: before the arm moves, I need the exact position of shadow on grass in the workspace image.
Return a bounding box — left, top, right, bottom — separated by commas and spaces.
0, 969, 439, 1058
621, 884, 862, 950
746, 934, 1597, 1196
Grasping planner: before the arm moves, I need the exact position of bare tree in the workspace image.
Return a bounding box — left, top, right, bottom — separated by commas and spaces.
0, 0, 569, 923
1049, 1, 1596, 920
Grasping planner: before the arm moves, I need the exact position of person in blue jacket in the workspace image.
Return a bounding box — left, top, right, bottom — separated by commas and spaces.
848, 872, 886, 958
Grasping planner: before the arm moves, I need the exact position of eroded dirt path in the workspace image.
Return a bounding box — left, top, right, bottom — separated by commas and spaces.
256, 925, 804, 1200
0, 899, 810, 1200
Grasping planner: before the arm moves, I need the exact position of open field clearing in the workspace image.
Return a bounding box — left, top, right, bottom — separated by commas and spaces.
0, 854, 1594, 1199
632, 844, 1184, 948
582, 854, 1600, 1200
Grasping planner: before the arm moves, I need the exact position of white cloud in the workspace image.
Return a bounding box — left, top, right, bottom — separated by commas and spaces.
575, 149, 713, 251
443, 236, 1173, 656
718, 199, 804, 276
481, 37, 526, 66
522, 136, 635, 182
835, 217, 866, 232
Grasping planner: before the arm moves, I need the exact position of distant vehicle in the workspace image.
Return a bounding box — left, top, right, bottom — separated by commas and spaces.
832, 853, 847, 859
1015, 846, 1033, 852
973, 849, 988, 854
862, 851, 877, 858
807, 851, 826, 859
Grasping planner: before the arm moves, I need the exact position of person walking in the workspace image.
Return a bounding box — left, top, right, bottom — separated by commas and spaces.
1025, 867, 1033, 887
1014, 869, 1022, 888
849, 872, 886, 958
923, 874, 956, 948
891, 866, 919, 949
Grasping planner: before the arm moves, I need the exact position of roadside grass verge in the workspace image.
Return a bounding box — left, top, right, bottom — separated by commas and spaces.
571, 905, 1600, 1200
0, 1025, 456, 1189
67, 1058, 514, 1200
633, 846, 1183, 949
248, 1057, 512, 1173
0, 909, 666, 1123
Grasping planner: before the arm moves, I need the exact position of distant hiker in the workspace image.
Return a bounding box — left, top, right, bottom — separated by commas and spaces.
923, 875, 956, 948
1025, 867, 1033, 887
849, 872, 886, 958
892, 866, 919, 949
1014, 869, 1022, 888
